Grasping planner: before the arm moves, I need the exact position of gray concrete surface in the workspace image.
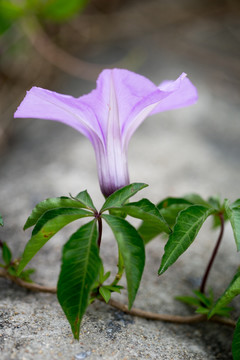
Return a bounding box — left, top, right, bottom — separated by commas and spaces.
1, 2, 240, 359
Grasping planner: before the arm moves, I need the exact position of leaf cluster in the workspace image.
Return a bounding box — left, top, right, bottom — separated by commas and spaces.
0, 0, 89, 34
0, 218, 35, 282
18, 183, 171, 339
147, 195, 240, 359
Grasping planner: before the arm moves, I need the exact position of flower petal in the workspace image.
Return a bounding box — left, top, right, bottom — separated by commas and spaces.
122, 73, 198, 148
14, 86, 104, 145
151, 72, 198, 114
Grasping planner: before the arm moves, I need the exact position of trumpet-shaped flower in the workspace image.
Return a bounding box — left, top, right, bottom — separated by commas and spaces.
14, 68, 198, 197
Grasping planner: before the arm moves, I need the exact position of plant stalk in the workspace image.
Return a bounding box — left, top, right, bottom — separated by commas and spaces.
200, 212, 224, 294
110, 248, 124, 287
97, 215, 103, 248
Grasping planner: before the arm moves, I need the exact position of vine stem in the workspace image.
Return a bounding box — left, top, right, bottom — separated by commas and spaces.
0, 267, 235, 328
97, 215, 103, 248
200, 212, 224, 294
110, 249, 124, 287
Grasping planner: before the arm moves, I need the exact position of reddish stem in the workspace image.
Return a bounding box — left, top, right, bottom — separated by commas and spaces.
96, 214, 103, 248
200, 212, 224, 294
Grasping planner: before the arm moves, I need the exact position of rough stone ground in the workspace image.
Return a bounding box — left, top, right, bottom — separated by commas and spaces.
1, 1, 240, 359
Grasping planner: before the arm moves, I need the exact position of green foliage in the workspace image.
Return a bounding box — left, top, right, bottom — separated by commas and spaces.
74, 190, 96, 211
7, 187, 240, 351
122, 198, 171, 243
209, 269, 240, 318
225, 200, 240, 251
99, 287, 111, 303
176, 290, 232, 317
183, 193, 211, 207
0, 0, 23, 34
18, 207, 93, 274
2, 242, 12, 265
24, 196, 92, 230
232, 318, 240, 360
39, 0, 89, 21
57, 220, 101, 339
102, 214, 145, 309
0, 0, 89, 34
158, 205, 215, 275
101, 183, 148, 212
0, 214, 3, 227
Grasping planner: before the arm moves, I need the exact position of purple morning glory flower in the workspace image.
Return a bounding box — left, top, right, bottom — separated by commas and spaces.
14, 69, 197, 197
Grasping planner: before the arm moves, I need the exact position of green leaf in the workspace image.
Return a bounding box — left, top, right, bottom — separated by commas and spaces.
195, 306, 210, 315
40, 0, 89, 21
193, 290, 212, 308
101, 183, 148, 212
104, 285, 124, 293
74, 190, 96, 211
158, 205, 214, 275
158, 197, 193, 209
209, 269, 240, 318
230, 199, 240, 208
102, 214, 145, 309
175, 295, 201, 307
2, 242, 12, 265
207, 195, 222, 211
123, 198, 170, 232
102, 271, 111, 283
0, 214, 3, 227
0, 1, 23, 34
99, 287, 111, 303
57, 220, 101, 339
24, 196, 93, 230
19, 268, 35, 283
157, 197, 193, 227
232, 317, 240, 360
138, 199, 192, 244
118, 198, 170, 244
18, 207, 93, 274
225, 200, 240, 251
183, 194, 210, 207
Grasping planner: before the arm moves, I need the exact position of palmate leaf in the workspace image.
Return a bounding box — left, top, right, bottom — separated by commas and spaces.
232, 317, 240, 360
138, 197, 192, 243
158, 205, 214, 275
158, 197, 193, 227
24, 196, 93, 230
18, 207, 93, 274
119, 198, 171, 244
209, 269, 240, 318
102, 214, 145, 309
225, 200, 240, 251
101, 183, 148, 212
57, 220, 101, 340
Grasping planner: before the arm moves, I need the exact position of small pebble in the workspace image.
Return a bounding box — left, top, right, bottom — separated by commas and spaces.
75, 351, 91, 360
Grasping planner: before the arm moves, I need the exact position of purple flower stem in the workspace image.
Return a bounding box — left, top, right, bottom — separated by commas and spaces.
199, 212, 225, 294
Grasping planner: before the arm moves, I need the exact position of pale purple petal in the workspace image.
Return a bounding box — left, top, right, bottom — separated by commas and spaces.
14, 87, 104, 145
151, 73, 198, 114
122, 73, 198, 148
